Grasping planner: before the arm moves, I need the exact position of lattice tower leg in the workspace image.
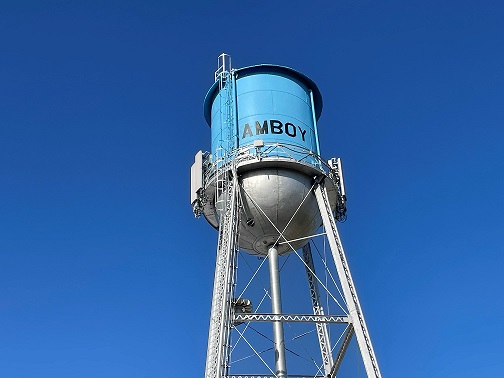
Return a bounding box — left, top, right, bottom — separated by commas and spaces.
314, 180, 382, 378
205, 173, 240, 378
302, 243, 334, 376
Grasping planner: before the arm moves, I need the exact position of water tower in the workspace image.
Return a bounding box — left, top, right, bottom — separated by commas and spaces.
191, 54, 381, 378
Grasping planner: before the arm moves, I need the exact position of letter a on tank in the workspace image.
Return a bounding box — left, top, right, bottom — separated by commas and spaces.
242, 123, 253, 138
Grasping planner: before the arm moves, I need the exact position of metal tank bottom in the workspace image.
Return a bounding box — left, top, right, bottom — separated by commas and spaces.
202, 158, 337, 255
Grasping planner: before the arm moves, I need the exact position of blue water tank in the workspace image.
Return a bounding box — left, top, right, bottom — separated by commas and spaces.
204, 65, 323, 165
202, 64, 329, 255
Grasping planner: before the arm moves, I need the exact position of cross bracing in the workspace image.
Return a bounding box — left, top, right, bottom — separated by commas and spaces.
203, 162, 381, 377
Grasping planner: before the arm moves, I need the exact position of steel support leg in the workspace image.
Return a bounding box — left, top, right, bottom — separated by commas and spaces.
314, 180, 382, 378
302, 243, 333, 376
268, 245, 288, 378
205, 174, 240, 378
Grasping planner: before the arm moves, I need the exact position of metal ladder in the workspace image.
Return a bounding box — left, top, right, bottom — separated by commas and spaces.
214, 53, 236, 215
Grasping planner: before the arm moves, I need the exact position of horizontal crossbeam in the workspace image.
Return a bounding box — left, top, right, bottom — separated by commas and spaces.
228, 375, 325, 378
233, 314, 350, 324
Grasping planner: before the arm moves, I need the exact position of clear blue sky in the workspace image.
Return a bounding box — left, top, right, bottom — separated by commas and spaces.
1, 0, 503, 376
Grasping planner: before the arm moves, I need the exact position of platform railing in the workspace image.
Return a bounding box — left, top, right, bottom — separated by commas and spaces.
202, 142, 330, 188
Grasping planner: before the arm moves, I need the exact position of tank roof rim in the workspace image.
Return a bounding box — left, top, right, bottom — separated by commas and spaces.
203, 64, 323, 126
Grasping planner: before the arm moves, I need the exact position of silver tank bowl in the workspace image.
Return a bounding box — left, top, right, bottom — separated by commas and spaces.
219, 168, 321, 255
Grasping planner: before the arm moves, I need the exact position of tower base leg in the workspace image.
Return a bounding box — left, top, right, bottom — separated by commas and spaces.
314, 180, 382, 378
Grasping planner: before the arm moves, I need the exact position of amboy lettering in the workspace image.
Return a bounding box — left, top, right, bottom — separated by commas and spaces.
241, 120, 307, 142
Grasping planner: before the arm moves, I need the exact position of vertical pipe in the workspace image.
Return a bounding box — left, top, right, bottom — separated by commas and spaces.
268, 245, 287, 378
309, 90, 321, 162
232, 71, 239, 150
